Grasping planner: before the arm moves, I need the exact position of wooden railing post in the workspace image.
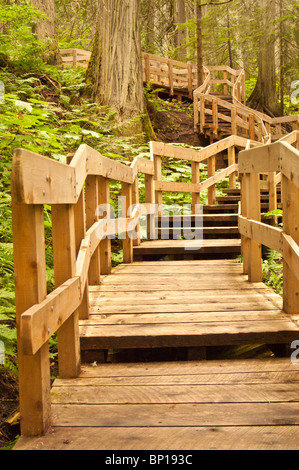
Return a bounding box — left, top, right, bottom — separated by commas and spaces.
228, 145, 236, 189
223, 70, 228, 95
207, 155, 216, 205
194, 92, 199, 130
98, 176, 112, 274
168, 59, 174, 96
154, 153, 163, 216
231, 107, 237, 135
74, 189, 89, 320
85, 175, 101, 285
249, 114, 255, 140
191, 161, 201, 214
122, 182, 134, 263
67, 152, 89, 321
52, 204, 81, 379
282, 175, 299, 314
12, 201, 51, 436
200, 95, 206, 133
240, 173, 249, 275
212, 99, 218, 136
145, 173, 155, 240
132, 175, 141, 247
187, 63, 193, 98
247, 172, 262, 282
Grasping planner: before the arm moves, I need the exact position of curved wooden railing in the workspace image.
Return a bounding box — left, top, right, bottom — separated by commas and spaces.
11, 144, 157, 436
194, 67, 299, 144
239, 131, 299, 315
12, 131, 273, 436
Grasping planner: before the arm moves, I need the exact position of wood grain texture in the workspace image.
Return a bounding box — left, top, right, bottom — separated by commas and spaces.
15, 358, 299, 450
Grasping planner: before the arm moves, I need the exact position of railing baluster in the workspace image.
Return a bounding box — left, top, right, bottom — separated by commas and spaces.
85, 175, 101, 285
52, 204, 81, 379
282, 175, 299, 314
98, 176, 112, 274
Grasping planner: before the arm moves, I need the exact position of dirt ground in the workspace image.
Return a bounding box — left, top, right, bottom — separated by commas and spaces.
0, 368, 19, 449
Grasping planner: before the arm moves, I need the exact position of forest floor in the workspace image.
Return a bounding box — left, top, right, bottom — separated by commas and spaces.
147, 96, 208, 147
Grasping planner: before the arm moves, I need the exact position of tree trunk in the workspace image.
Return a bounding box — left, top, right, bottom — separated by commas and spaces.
31, 0, 61, 65
174, 0, 187, 61
247, 0, 280, 116
86, 0, 145, 122
196, 0, 204, 87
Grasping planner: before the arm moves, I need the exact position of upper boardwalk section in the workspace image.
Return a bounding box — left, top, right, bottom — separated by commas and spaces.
60, 48, 299, 144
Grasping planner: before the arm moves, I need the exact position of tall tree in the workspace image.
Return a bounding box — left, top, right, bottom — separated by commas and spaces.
86, 0, 145, 122
174, 0, 187, 60
31, 0, 61, 64
247, 0, 280, 116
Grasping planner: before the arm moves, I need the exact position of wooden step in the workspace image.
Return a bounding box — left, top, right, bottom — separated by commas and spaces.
133, 238, 241, 257
78, 260, 298, 361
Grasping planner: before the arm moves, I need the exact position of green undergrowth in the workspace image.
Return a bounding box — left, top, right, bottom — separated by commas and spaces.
0, 65, 152, 375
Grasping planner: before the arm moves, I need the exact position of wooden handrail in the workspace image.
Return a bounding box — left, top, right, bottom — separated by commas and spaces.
238, 133, 299, 316
11, 144, 155, 436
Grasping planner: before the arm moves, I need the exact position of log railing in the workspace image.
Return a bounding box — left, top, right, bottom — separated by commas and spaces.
11, 144, 155, 436
238, 131, 299, 315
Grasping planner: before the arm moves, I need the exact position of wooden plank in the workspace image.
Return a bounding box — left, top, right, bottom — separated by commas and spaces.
51, 383, 299, 405
84, 311, 287, 326
14, 425, 299, 450
11, 201, 51, 436
51, 402, 299, 427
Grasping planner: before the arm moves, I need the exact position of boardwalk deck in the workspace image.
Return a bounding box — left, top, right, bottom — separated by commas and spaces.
15, 358, 299, 450
80, 260, 299, 359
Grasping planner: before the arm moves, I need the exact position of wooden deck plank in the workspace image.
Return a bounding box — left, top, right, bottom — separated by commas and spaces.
15, 359, 299, 450
13, 426, 299, 450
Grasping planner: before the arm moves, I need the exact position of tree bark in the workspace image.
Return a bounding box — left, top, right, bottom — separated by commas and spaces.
174, 0, 187, 61
31, 0, 61, 65
86, 0, 145, 122
247, 0, 280, 116
196, 0, 204, 87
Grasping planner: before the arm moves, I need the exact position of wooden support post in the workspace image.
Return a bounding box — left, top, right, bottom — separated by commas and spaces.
187, 63, 193, 99
200, 95, 205, 133
248, 173, 262, 282
85, 175, 101, 285
268, 172, 277, 216
98, 176, 112, 274
249, 114, 255, 140
228, 146, 236, 189
122, 182, 133, 263
52, 204, 81, 379
12, 201, 51, 436
168, 59, 174, 96
240, 173, 249, 275
282, 175, 299, 314
145, 173, 155, 240
144, 53, 150, 82
194, 93, 199, 130
208, 155, 216, 205
154, 154, 163, 216
74, 189, 89, 320
132, 175, 141, 247
231, 107, 237, 135
73, 49, 78, 67
212, 99, 218, 136
192, 161, 201, 214
223, 70, 228, 95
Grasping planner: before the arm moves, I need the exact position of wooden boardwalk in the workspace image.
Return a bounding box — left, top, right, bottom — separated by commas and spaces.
15, 357, 299, 450
80, 259, 299, 360
10, 115, 299, 449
